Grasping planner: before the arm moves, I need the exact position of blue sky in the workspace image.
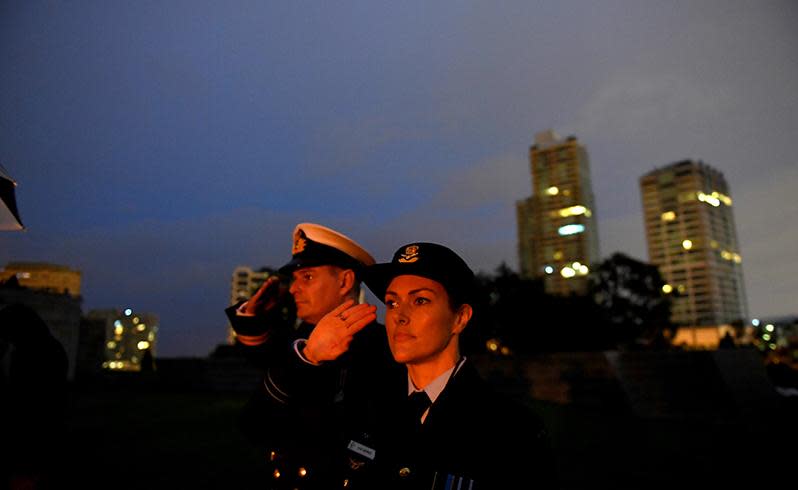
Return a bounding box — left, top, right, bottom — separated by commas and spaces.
2, 1, 796, 357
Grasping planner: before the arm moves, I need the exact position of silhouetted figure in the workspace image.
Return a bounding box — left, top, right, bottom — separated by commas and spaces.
140, 348, 155, 372
0, 303, 69, 490
718, 331, 736, 349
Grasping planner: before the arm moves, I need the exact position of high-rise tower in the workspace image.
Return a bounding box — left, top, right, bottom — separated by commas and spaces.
640, 160, 748, 326
516, 130, 600, 295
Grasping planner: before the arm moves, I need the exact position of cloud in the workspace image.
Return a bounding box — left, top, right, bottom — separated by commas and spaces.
734, 165, 798, 318
596, 211, 648, 263
341, 151, 531, 277
576, 73, 734, 141
0, 207, 308, 356
432, 152, 529, 210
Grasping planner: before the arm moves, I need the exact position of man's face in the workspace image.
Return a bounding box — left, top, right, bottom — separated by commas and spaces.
384, 274, 465, 366
289, 265, 347, 324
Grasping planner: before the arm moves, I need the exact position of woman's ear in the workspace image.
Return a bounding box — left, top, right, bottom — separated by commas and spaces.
452, 304, 473, 334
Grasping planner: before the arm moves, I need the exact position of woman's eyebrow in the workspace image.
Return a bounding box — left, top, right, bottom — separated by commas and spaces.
385, 288, 436, 296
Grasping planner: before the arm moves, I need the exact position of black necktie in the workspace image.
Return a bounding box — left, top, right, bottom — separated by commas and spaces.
407, 390, 431, 425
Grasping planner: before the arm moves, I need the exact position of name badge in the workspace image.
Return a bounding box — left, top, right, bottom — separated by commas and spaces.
347, 440, 376, 460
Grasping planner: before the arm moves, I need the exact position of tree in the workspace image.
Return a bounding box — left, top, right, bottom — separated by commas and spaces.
468, 263, 549, 354
469, 263, 612, 355
588, 252, 673, 349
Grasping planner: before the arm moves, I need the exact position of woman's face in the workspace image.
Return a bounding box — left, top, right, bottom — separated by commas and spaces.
384, 274, 467, 366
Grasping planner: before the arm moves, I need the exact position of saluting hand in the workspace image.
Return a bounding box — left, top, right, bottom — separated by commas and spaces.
303, 299, 377, 364
240, 276, 289, 316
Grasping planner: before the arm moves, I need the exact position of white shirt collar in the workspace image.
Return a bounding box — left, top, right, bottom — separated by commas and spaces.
406, 356, 467, 404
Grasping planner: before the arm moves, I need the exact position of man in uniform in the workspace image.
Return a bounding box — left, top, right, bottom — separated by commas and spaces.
226, 223, 395, 489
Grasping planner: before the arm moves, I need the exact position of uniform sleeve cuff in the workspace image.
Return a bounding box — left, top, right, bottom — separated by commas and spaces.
236, 301, 255, 317
293, 339, 321, 366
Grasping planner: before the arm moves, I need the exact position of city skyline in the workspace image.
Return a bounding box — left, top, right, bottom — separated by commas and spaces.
1, 1, 796, 357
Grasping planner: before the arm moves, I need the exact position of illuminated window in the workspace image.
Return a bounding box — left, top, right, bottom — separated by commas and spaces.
697, 191, 731, 207
558, 205, 591, 218
558, 224, 585, 236
661, 211, 676, 221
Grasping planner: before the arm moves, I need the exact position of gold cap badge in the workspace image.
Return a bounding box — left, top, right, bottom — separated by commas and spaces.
292, 229, 307, 255
398, 245, 420, 263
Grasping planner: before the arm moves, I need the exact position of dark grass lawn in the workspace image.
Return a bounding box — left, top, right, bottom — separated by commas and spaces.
55, 381, 786, 489
61, 386, 267, 490
535, 401, 764, 489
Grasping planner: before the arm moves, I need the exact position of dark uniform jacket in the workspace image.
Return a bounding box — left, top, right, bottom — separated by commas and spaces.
0, 303, 69, 488
362, 359, 558, 489
226, 305, 556, 489
225, 303, 397, 489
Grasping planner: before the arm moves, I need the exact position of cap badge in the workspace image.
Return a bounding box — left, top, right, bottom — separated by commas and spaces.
292, 230, 307, 255
398, 245, 420, 263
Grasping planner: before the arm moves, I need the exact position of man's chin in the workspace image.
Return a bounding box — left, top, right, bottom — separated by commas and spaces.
297, 308, 322, 324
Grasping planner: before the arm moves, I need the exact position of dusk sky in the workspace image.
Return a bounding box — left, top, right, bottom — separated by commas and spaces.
1, 1, 796, 357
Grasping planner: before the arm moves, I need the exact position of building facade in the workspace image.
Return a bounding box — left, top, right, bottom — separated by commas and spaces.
640, 159, 748, 327
516, 130, 600, 295
0, 261, 81, 297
